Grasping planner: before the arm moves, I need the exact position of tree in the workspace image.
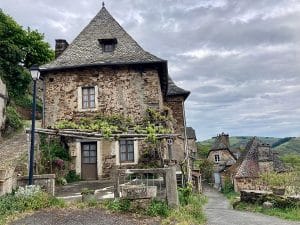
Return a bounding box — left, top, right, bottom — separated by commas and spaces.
0, 9, 54, 98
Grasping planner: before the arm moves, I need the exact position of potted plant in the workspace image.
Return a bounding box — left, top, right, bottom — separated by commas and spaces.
81, 188, 95, 202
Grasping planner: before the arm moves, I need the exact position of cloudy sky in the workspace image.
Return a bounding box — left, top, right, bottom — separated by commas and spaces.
1, 0, 300, 140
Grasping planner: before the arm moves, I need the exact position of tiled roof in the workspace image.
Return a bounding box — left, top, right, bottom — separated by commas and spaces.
167, 77, 190, 99
186, 127, 196, 140
235, 137, 286, 178
41, 6, 165, 71
235, 137, 260, 178
211, 133, 230, 150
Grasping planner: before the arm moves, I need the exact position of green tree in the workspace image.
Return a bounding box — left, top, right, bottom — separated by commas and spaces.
0, 9, 54, 98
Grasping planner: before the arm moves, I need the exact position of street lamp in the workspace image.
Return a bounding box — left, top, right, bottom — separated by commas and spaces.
29, 65, 40, 185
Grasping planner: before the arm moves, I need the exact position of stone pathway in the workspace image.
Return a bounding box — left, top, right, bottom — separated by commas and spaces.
203, 187, 300, 225
9, 208, 161, 225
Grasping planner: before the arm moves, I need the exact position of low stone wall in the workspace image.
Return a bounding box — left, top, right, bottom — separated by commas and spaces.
0, 169, 15, 196
17, 174, 56, 196
0, 78, 7, 135
240, 190, 300, 207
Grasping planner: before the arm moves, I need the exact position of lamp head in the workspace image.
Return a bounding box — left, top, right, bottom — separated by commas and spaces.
30, 65, 40, 80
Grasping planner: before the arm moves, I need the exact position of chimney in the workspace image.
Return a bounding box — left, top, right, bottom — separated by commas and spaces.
55, 39, 69, 58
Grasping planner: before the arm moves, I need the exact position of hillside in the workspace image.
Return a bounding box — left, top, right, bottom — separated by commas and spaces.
197, 136, 300, 157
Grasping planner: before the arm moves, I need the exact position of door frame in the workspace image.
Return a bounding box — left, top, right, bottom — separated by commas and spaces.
80, 141, 98, 180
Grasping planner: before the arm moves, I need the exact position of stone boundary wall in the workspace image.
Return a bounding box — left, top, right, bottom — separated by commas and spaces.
17, 174, 56, 196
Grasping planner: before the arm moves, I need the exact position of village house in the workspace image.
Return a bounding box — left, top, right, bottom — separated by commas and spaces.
207, 133, 237, 188
39, 4, 192, 180
233, 137, 286, 192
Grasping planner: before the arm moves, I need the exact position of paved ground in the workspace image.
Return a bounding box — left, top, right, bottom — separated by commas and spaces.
9, 208, 160, 225
203, 187, 300, 225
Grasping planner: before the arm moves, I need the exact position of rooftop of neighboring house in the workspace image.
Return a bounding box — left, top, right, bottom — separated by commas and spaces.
167, 77, 190, 100
186, 127, 197, 140
208, 133, 237, 161
235, 137, 286, 178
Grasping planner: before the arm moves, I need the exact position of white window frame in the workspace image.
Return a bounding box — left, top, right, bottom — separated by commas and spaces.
116, 140, 138, 165
214, 154, 220, 163
77, 85, 98, 111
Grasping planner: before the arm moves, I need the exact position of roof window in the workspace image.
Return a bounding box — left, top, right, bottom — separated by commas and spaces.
98, 38, 117, 52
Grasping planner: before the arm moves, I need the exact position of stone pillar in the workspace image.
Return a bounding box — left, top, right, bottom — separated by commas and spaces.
165, 164, 179, 208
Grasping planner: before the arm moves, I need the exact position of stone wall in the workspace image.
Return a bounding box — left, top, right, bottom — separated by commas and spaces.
17, 174, 56, 196
234, 177, 264, 192
43, 66, 163, 128
164, 96, 185, 163
208, 150, 236, 172
0, 78, 7, 135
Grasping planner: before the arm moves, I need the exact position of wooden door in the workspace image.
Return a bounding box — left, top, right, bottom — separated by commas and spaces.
81, 142, 97, 180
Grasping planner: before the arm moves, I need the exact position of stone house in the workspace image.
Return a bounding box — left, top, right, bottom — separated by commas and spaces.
39, 5, 191, 180
233, 137, 286, 192
207, 133, 237, 188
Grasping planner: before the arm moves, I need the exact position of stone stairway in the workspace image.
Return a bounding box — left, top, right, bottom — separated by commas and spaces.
0, 131, 29, 195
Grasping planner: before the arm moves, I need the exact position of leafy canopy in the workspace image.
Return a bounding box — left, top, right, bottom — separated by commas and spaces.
0, 9, 54, 98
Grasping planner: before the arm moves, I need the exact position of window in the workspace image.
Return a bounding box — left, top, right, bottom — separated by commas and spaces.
82, 87, 95, 109
119, 140, 134, 162
214, 154, 220, 163
103, 43, 114, 52
82, 142, 97, 164
98, 38, 117, 53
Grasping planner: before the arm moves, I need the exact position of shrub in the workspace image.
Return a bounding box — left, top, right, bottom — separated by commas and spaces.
0, 187, 65, 221
221, 177, 234, 194
178, 184, 193, 206
146, 199, 170, 217
65, 170, 81, 183
5, 106, 23, 130
105, 199, 131, 212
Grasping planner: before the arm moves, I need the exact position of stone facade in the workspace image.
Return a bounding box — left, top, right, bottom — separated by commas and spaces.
43, 66, 163, 128
208, 149, 236, 172
164, 96, 185, 163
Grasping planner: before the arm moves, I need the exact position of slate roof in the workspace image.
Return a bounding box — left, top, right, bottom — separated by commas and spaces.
235, 137, 286, 178
186, 127, 196, 140
41, 6, 165, 71
211, 133, 230, 150
167, 77, 190, 99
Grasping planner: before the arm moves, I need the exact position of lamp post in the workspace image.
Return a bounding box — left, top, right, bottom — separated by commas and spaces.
29, 65, 40, 185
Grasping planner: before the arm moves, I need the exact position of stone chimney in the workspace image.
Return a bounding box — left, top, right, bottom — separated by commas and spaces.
55, 39, 69, 58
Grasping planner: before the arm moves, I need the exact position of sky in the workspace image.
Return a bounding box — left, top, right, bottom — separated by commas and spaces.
1, 0, 300, 140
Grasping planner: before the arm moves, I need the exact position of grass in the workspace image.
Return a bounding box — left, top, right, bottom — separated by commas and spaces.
162, 194, 207, 225
234, 202, 300, 221
222, 190, 300, 222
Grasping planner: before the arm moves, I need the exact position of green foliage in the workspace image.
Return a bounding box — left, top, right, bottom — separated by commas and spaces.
234, 202, 300, 221
81, 188, 94, 195
54, 111, 172, 142
14, 94, 43, 113
162, 194, 207, 225
65, 170, 81, 183
197, 159, 214, 183
178, 184, 193, 206
0, 10, 54, 99
272, 137, 294, 148
146, 199, 170, 217
105, 199, 131, 212
196, 143, 210, 158
5, 106, 23, 130
282, 154, 300, 170
40, 134, 70, 162
259, 171, 292, 188
221, 177, 234, 194
0, 189, 65, 224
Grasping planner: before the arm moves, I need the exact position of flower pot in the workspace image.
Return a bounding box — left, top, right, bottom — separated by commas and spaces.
271, 187, 285, 196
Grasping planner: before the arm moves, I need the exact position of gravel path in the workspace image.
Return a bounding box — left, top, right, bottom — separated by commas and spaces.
203, 187, 300, 225
9, 208, 160, 225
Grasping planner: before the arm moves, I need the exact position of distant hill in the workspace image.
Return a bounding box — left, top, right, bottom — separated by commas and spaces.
197, 136, 300, 157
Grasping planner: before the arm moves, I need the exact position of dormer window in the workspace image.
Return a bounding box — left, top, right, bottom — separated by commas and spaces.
98, 38, 117, 52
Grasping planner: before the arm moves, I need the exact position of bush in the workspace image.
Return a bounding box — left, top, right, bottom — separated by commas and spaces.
221, 177, 234, 194
0, 187, 65, 222
65, 170, 81, 183
178, 184, 193, 206
146, 199, 170, 217
105, 199, 131, 212
5, 106, 23, 130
